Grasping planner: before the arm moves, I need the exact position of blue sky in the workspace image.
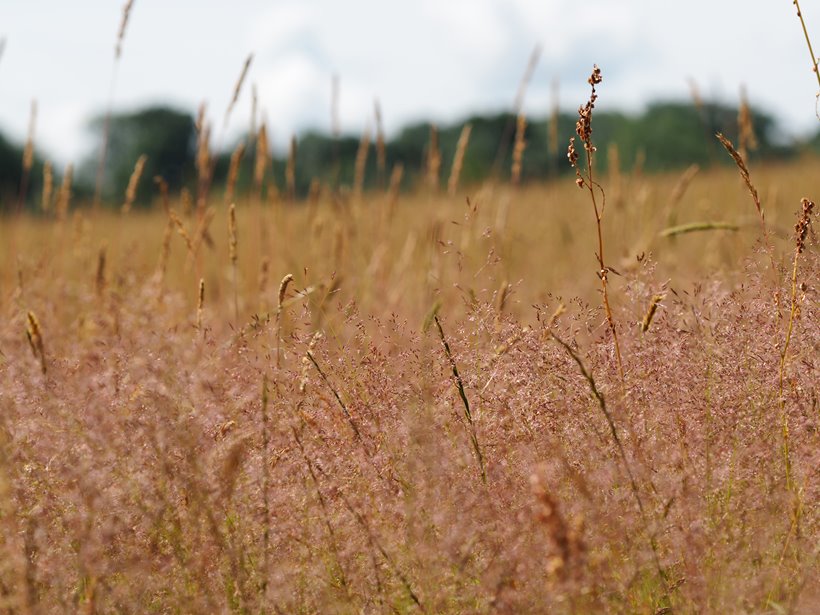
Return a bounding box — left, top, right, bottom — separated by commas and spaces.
1, 0, 818, 165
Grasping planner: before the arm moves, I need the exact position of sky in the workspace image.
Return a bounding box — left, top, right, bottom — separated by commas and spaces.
1, 0, 819, 166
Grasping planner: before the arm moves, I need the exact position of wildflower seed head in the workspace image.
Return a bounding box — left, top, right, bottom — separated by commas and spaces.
795, 198, 814, 253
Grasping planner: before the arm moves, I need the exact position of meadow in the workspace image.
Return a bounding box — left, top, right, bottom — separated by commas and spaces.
0, 114, 818, 613
0, 3, 819, 605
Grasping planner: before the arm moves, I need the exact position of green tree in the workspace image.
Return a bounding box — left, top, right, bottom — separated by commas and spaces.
85, 106, 196, 207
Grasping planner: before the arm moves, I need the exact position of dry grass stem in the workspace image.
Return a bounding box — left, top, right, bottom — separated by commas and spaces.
426, 125, 441, 192
286, 136, 297, 201
122, 154, 147, 213
276, 274, 294, 369
567, 65, 625, 384
353, 125, 371, 201
374, 100, 386, 185
25, 311, 46, 375
224, 54, 253, 129
225, 141, 246, 207
115, 0, 135, 59
229, 203, 239, 320
41, 161, 53, 212
640, 294, 665, 333
55, 164, 73, 221
196, 278, 205, 331
448, 123, 472, 196
433, 314, 486, 484
511, 113, 527, 185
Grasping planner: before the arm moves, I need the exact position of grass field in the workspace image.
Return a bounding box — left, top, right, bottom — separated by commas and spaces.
0, 130, 817, 612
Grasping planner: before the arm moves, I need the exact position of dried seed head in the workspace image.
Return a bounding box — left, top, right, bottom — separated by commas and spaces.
41, 161, 53, 212
641, 294, 665, 333
56, 164, 73, 221
300, 331, 323, 393
196, 278, 205, 330
511, 113, 527, 185
122, 154, 147, 213
795, 197, 815, 253
26, 311, 46, 374
225, 141, 246, 207
448, 123, 472, 196
277, 274, 294, 313
228, 203, 238, 266
115, 0, 135, 59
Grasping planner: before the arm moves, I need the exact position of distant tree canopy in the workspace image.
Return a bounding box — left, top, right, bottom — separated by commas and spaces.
85, 106, 196, 206
0, 131, 49, 212
0, 98, 815, 212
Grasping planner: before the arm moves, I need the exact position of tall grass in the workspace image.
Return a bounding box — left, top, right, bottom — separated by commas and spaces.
0, 14, 818, 615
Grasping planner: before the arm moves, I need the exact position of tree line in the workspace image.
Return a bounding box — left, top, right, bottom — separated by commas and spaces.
2, 99, 819, 211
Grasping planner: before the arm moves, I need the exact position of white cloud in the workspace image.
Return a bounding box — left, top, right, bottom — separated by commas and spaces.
1, 0, 818, 164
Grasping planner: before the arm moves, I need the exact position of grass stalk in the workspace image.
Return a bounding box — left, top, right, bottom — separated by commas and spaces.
568, 65, 625, 384
433, 314, 486, 484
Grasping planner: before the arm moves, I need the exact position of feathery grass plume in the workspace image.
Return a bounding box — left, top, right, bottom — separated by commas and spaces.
41, 161, 53, 212
224, 54, 253, 130
311, 461, 424, 611
640, 294, 665, 333
511, 113, 527, 185
228, 203, 238, 320
353, 124, 371, 202
433, 314, 486, 484
254, 122, 269, 201
196, 278, 205, 332
738, 85, 759, 161
550, 330, 668, 589
791, 0, 820, 114
548, 77, 560, 175
153, 175, 169, 215
426, 125, 441, 191
225, 141, 246, 207
285, 136, 297, 201
716, 133, 773, 255
276, 274, 293, 369
447, 124, 472, 197
55, 164, 73, 221
567, 65, 624, 384
25, 311, 46, 375
18, 99, 37, 212
374, 100, 386, 186
306, 348, 369, 453
771, 198, 815, 593
95, 244, 107, 296
530, 471, 585, 581
260, 374, 271, 593
121, 154, 147, 213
